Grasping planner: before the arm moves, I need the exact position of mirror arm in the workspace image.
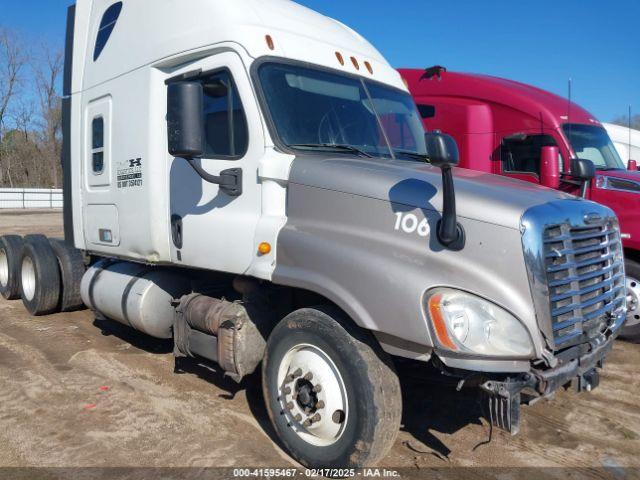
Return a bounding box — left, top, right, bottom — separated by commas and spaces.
437, 165, 465, 251
184, 158, 243, 197
580, 179, 590, 198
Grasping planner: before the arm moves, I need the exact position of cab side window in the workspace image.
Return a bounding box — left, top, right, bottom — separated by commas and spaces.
201, 71, 249, 159
91, 117, 105, 174
501, 134, 561, 175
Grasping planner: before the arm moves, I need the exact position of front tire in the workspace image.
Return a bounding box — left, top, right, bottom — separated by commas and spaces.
622, 259, 640, 341
262, 307, 401, 468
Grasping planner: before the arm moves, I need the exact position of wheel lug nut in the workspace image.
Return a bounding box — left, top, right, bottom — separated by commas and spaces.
286, 402, 294, 411
293, 368, 303, 378
313, 384, 322, 393
303, 413, 321, 428
316, 400, 325, 409
303, 372, 313, 381
293, 414, 302, 422
283, 387, 291, 395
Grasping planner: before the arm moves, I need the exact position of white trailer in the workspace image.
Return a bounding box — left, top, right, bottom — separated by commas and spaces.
604, 122, 640, 165
0, 0, 627, 468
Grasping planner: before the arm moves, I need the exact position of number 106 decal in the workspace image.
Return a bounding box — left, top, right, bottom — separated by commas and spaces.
394, 212, 430, 237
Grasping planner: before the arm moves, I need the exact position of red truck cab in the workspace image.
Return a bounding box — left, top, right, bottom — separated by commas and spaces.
400, 67, 640, 339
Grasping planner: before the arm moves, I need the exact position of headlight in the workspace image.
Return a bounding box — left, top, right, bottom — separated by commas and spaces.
425, 288, 534, 357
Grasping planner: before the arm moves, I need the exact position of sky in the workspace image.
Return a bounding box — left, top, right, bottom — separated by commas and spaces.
1, 0, 638, 122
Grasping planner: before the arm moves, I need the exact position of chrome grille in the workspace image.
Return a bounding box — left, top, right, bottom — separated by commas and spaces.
543, 219, 625, 347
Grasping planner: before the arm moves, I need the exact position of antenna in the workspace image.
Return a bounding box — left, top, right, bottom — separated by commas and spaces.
629, 104, 633, 162
567, 78, 572, 150
567, 78, 572, 121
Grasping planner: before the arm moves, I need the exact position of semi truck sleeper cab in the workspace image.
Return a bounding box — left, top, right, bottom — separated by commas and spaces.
0, 0, 626, 468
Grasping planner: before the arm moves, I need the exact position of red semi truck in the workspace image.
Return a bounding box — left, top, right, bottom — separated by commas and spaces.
400, 67, 640, 340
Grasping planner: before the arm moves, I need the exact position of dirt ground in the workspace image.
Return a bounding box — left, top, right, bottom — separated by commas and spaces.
0, 210, 639, 478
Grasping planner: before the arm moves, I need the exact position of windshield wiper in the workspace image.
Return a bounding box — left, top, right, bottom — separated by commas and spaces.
394, 149, 427, 161
288, 143, 373, 158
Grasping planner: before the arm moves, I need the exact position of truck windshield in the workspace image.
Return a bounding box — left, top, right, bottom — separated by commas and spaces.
563, 124, 626, 170
257, 62, 427, 161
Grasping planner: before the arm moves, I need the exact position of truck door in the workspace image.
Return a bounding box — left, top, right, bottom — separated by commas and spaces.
168, 52, 262, 275
499, 133, 563, 185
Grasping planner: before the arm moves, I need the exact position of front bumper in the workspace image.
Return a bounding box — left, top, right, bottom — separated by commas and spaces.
479, 330, 619, 435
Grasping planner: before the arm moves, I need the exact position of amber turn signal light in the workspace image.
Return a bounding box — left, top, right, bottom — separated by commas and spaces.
258, 242, 272, 255
428, 294, 457, 351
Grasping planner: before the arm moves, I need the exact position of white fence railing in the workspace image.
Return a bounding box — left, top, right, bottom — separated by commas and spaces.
0, 188, 63, 209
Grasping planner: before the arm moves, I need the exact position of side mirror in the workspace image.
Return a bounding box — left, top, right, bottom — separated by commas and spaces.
540, 146, 561, 189
166, 81, 243, 197
425, 131, 460, 168
628, 159, 638, 171
570, 158, 595, 198
167, 82, 204, 158
425, 132, 464, 251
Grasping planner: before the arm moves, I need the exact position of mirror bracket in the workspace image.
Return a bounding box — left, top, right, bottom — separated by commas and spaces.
184, 160, 243, 197
425, 131, 466, 250
437, 219, 466, 251
436, 164, 466, 251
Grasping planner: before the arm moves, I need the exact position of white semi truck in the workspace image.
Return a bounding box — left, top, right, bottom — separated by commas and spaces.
0, 0, 628, 468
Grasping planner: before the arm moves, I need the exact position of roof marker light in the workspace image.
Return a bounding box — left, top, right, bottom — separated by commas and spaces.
351, 57, 360, 70
364, 61, 373, 74
335, 52, 344, 66
265, 35, 275, 50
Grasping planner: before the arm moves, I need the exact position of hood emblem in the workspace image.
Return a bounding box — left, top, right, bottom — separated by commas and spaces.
584, 212, 602, 225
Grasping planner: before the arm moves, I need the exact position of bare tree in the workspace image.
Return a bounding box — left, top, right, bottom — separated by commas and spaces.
34, 46, 63, 187
13, 101, 43, 186
612, 114, 640, 131
0, 28, 28, 187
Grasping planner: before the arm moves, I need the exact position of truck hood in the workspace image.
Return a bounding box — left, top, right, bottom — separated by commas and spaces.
289, 156, 578, 230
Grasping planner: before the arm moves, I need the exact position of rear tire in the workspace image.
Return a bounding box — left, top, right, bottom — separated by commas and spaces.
0, 235, 25, 300
262, 306, 401, 468
48, 238, 86, 312
622, 259, 640, 341
20, 236, 61, 316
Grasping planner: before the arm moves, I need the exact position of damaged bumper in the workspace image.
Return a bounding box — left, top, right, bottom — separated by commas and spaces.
479, 331, 618, 435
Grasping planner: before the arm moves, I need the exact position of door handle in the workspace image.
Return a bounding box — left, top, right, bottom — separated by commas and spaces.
171, 214, 183, 249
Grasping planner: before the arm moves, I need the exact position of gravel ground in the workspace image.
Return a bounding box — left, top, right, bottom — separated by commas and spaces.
0, 209, 638, 479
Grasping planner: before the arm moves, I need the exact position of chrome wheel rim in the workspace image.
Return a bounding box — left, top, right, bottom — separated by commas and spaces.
21, 256, 36, 301
0, 248, 8, 288
625, 276, 640, 327
276, 344, 348, 447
